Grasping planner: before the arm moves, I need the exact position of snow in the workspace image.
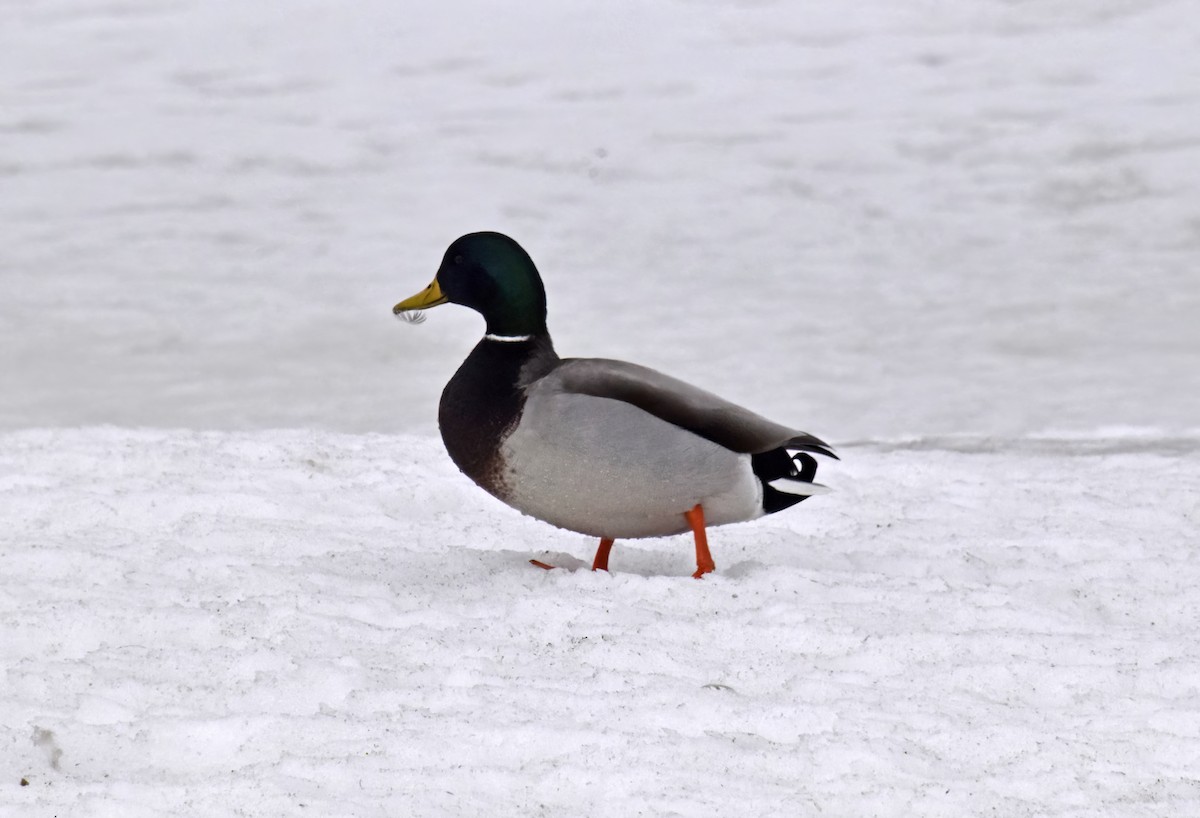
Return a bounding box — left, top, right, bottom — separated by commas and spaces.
4, 428, 1198, 815
2, 0, 1198, 439
3, 0, 1200, 814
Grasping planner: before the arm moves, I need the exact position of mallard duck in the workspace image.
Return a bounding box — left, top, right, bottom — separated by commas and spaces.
394, 232, 836, 577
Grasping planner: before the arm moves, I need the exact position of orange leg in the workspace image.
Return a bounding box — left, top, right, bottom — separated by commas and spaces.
592, 538, 615, 572
685, 504, 715, 579
530, 538, 615, 572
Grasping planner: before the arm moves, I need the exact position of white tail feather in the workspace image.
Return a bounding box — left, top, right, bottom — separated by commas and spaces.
768, 480, 831, 497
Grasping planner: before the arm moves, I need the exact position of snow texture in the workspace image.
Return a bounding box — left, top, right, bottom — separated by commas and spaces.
3, 429, 1199, 816
2, 0, 1198, 440
3, 0, 1200, 815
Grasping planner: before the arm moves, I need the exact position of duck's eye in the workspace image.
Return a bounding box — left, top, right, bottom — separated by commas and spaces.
454, 255, 464, 265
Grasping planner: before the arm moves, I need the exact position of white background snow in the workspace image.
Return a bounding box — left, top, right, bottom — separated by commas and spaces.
2, 0, 1199, 815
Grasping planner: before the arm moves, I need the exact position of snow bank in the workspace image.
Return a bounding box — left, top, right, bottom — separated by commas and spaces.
4, 428, 1197, 816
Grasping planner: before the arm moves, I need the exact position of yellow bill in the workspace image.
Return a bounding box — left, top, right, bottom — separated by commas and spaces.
393, 278, 449, 314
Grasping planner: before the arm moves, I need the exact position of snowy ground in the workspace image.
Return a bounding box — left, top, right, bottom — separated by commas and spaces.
4, 428, 1199, 816
3, 0, 1200, 815
2, 0, 1198, 439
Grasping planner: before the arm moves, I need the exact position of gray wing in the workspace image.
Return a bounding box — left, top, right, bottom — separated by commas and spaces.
546, 357, 837, 458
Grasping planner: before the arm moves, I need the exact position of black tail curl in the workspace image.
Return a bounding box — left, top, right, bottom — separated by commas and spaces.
752, 446, 828, 515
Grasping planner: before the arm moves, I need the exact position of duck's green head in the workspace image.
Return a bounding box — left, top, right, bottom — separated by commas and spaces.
393, 232, 548, 337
